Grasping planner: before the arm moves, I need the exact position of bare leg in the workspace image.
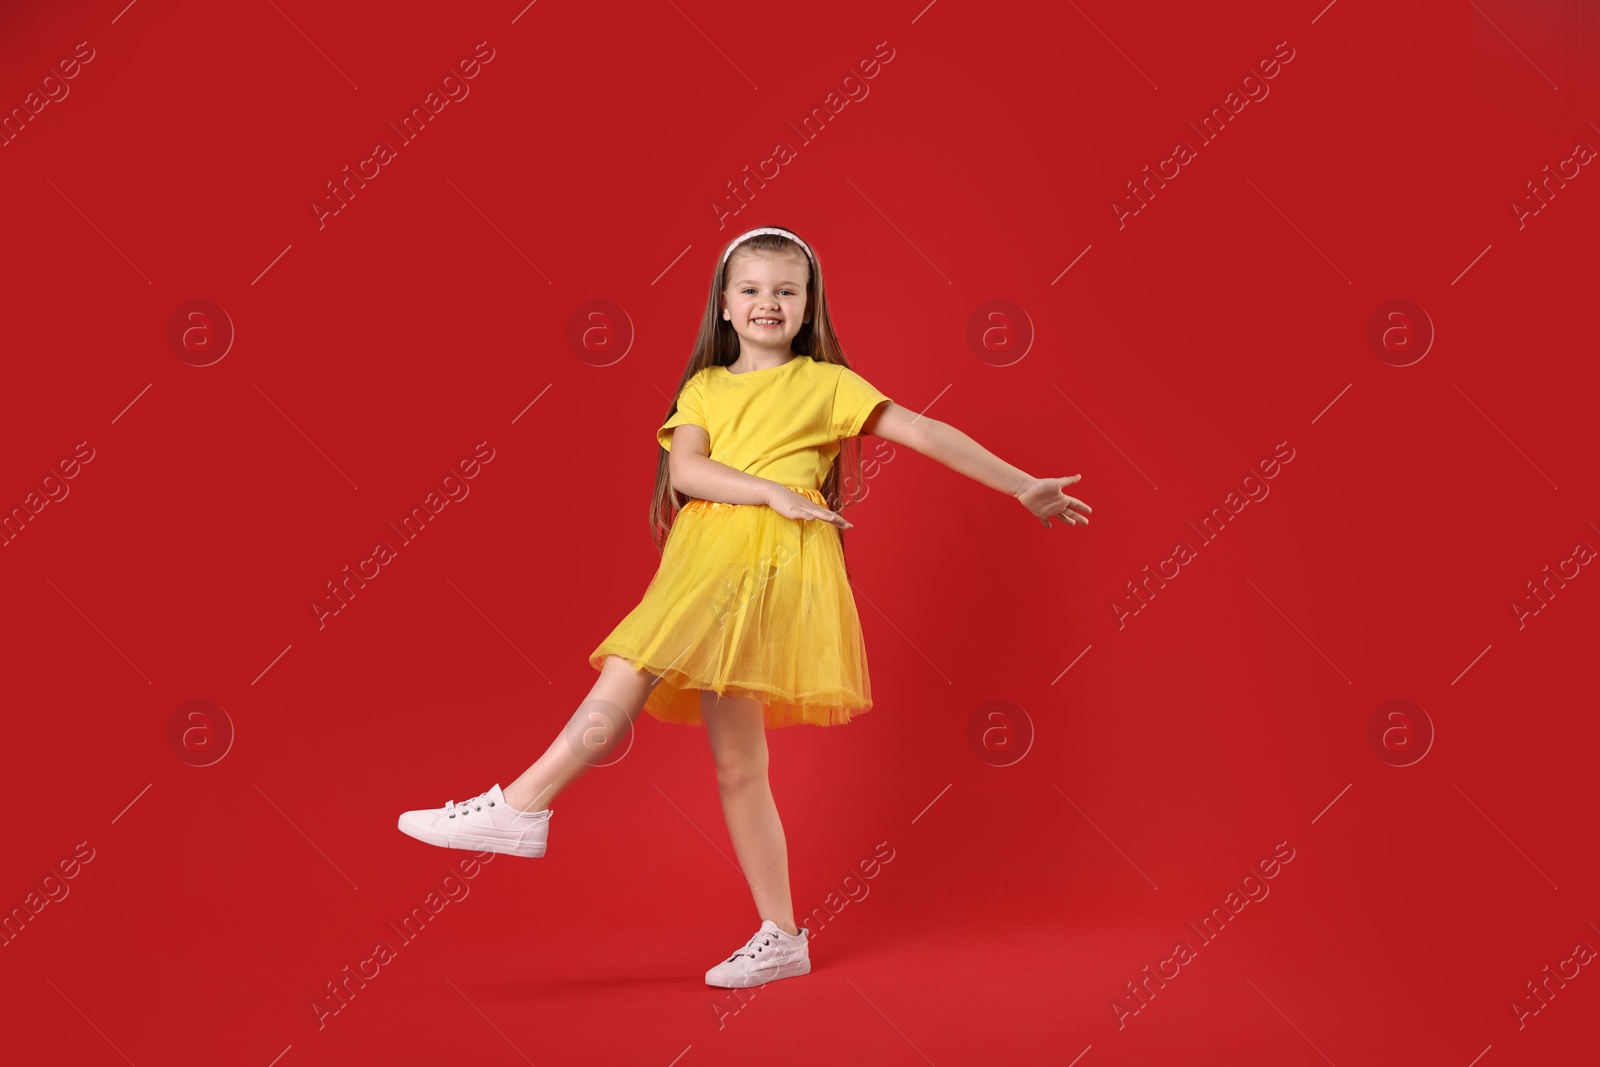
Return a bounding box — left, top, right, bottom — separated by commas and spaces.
502, 655, 658, 812
701, 692, 799, 936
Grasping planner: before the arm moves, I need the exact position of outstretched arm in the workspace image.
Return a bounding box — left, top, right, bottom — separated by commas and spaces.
862, 402, 1092, 528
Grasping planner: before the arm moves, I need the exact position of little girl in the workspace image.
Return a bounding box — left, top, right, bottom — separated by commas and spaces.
399, 224, 1092, 987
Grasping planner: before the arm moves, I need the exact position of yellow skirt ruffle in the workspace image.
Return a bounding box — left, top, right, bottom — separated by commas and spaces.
589, 486, 873, 728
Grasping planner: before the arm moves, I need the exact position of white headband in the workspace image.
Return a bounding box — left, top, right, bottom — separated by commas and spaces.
720, 227, 814, 268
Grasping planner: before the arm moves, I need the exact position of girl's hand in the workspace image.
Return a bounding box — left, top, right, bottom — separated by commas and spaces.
1016, 474, 1092, 529
765, 484, 854, 529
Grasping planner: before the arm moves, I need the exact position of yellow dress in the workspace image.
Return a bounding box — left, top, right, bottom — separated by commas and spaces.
588, 356, 893, 729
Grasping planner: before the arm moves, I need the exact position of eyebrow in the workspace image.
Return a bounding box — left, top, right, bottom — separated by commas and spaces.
731, 279, 804, 287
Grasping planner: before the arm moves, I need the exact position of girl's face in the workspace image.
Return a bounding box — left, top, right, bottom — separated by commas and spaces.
721, 251, 810, 355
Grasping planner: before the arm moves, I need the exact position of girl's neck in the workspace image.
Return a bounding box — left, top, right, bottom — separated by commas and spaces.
728, 350, 795, 373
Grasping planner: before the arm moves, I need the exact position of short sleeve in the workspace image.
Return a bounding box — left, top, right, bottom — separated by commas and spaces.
658, 371, 710, 451
831, 367, 892, 440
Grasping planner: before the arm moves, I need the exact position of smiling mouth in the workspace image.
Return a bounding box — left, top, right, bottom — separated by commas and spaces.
752, 318, 783, 328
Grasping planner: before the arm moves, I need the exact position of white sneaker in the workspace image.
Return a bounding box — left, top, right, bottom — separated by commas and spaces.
705, 920, 812, 988
397, 783, 552, 858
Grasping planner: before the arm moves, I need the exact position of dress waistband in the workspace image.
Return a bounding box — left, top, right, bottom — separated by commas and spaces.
683, 484, 826, 510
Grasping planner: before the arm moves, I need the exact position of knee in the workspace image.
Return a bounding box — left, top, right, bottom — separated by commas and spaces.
714, 752, 769, 793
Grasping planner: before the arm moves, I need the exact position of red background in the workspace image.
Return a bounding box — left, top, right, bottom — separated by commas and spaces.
2, 1, 1597, 1064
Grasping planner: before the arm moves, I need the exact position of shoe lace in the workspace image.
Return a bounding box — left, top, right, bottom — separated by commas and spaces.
728, 928, 787, 962
443, 789, 496, 819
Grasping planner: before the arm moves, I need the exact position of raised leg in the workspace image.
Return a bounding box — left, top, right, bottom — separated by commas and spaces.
701, 692, 800, 936
502, 654, 658, 812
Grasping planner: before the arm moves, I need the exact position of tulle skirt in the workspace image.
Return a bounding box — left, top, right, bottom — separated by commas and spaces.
588, 485, 873, 728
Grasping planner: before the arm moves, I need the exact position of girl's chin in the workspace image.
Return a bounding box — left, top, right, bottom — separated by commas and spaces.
741, 332, 792, 347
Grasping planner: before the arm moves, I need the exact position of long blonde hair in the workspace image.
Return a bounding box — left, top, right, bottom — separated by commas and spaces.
649, 226, 870, 555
